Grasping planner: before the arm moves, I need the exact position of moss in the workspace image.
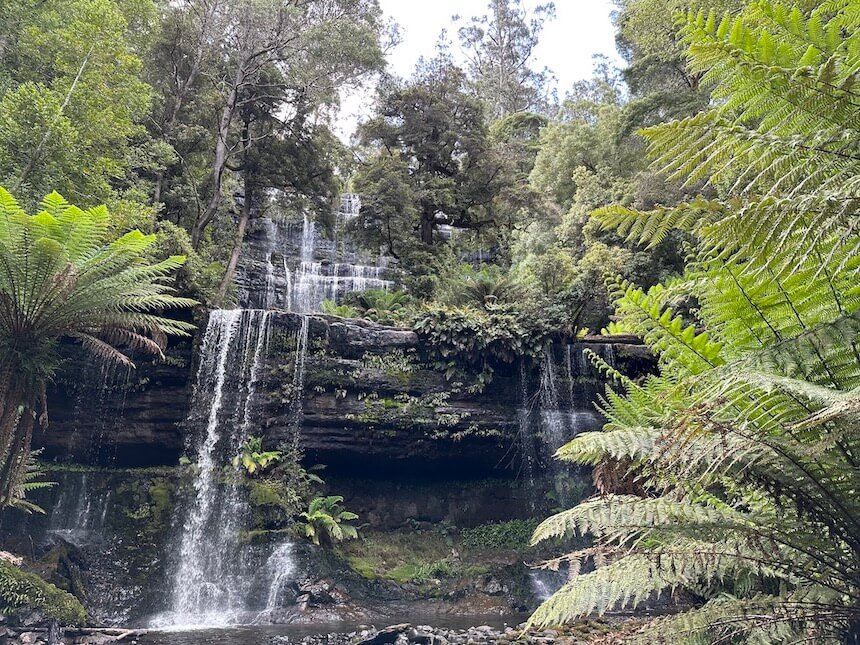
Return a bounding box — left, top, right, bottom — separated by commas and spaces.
239, 528, 294, 545
387, 562, 423, 583
346, 556, 377, 580
339, 527, 463, 584
0, 561, 87, 625
147, 477, 174, 530
37, 462, 181, 476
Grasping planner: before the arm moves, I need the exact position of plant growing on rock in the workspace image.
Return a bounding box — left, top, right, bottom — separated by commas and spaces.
0, 557, 86, 625
0, 188, 195, 508
414, 302, 545, 389
346, 288, 413, 326
233, 436, 281, 475
299, 495, 359, 547
321, 300, 360, 318
8, 452, 54, 515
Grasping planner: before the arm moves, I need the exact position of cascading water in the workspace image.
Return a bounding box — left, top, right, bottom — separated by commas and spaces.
532, 345, 605, 507
47, 472, 112, 545
156, 309, 275, 628
291, 214, 391, 313
261, 542, 297, 616
154, 194, 392, 628
237, 194, 393, 313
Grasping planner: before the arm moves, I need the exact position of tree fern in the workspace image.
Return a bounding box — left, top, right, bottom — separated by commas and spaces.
0, 187, 195, 507
533, 1, 860, 640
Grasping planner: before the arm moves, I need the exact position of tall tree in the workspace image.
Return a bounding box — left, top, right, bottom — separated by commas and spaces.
0, 188, 194, 507
147, 0, 226, 208
215, 88, 342, 303
359, 59, 505, 245
456, 0, 555, 119
614, 0, 745, 129
184, 0, 384, 248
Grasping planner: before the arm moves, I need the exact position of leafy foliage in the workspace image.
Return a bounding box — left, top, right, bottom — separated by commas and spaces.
461, 518, 541, 550
232, 436, 281, 476
344, 289, 413, 325
0, 559, 86, 625
321, 300, 360, 319
532, 2, 860, 641
299, 495, 359, 547
414, 303, 545, 388
8, 452, 55, 515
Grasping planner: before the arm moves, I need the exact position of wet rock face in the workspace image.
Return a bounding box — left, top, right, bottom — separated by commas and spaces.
0, 470, 181, 627
35, 312, 650, 475
38, 345, 194, 466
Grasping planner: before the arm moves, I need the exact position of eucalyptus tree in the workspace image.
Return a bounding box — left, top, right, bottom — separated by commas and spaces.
185, 0, 385, 248
531, 2, 860, 641
0, 189, 195, 508
456, 0, 555, 119
147, 0, 227, 208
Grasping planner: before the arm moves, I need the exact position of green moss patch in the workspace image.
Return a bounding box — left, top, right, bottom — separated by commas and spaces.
0, 560, 86, 625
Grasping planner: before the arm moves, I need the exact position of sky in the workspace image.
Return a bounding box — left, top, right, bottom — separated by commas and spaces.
335, 0, 623, 140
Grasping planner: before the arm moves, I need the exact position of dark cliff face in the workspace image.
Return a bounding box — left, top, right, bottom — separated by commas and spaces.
36, 313, 651, 476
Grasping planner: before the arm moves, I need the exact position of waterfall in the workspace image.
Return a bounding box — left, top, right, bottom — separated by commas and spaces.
290, 213, 392, 313
528, 569, 566, 604
239, 195, 392, 313
157, 309, 273, 628
282, 256, 292, 310
539, 347, 569, 452
517, 362, 540, 501
262, 542, 296, 613
339, 193, 361, 219
263, 253, 276, 310
536, 345, 603, 506
47, 472, 112, 545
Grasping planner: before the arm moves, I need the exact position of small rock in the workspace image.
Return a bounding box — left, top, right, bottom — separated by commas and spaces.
356, 623, 411, 645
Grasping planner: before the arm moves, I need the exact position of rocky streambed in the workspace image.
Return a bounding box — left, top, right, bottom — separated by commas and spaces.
286, 621, 620, 644
1, 620, 624, 645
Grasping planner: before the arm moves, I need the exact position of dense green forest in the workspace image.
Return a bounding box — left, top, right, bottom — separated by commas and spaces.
0, 0, 858, 643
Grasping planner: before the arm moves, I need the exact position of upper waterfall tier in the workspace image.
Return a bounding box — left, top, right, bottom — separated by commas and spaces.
236, 196, 393, 312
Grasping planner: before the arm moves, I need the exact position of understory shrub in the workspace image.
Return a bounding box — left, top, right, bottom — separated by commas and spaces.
461, 518, 541, 550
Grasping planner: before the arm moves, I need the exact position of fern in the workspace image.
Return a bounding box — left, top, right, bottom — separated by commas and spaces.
0, 187, 195, 507
534, 1, 860, 640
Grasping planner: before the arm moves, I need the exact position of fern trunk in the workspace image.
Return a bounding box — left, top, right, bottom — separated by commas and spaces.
0, 375, 37, 507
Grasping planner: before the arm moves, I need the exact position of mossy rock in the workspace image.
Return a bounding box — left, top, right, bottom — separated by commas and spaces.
0, 560, 87, 625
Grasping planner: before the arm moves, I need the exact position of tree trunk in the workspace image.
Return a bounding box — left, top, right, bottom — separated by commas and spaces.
216, 176, 252, 306
0, 386, 36, 508
420, 212, 435, 245
191, 64, 244, 249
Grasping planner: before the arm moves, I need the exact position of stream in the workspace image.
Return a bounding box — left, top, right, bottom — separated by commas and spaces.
137, 614, 528, 644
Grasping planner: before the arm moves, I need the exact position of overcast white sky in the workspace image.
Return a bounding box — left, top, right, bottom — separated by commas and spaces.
335, 0, 623, 140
